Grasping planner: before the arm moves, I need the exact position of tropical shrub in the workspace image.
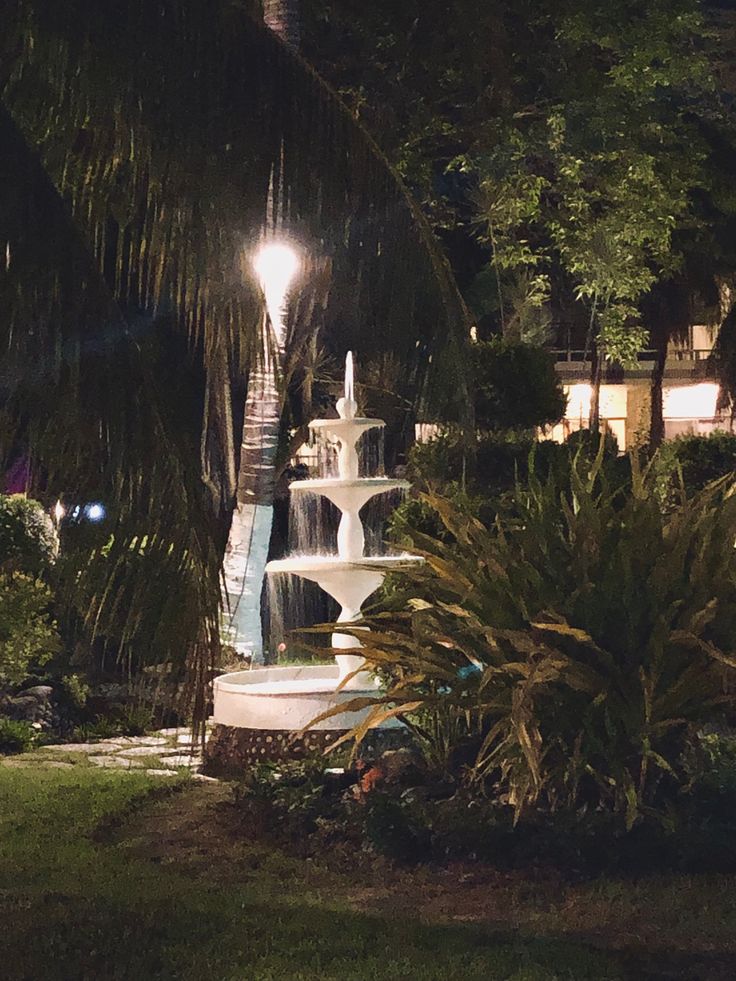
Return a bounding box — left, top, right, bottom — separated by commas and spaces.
404, 428, 620, 502
472, 339, 566, 432
0, 716, 37, 754
323, 450, 736, 829
0, 495, 60, 686
0, 495, 57, 574
654, 431, 736, 503
71, 717, 124, 743
60, 673, 90, 710
0, 575, 59, 686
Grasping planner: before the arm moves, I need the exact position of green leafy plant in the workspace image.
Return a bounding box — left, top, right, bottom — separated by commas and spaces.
315, 448, 736, 830
234, 758, 338, 839
0, 495, 58, 575
472, 339, 566, 432
362, 792, 430, 862
0, 495, 60, 686
71, 717, 124, 743
0, 575, 60, 686
654, 432, 736, 505
117, 705, 154, 737
683, 730, 736, 799
0, 716, 37, 754
61, 673, 90, 710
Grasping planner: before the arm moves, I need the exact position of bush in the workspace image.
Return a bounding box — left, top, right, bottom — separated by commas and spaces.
0, 716, 37, 754
654, 431, 736, 502
117, 704, 153, 736
328, 453, 736, 830
61, 673, 90, 710
472, 339, 566, 432
0, 495, 60, 687
0, 495, 57, 575
72, 717, 125, 742
683, 730, 736, 800
70, 703, 154, 742
362, 792, 430, 862
406, 429, 622, 504
0, 574, 60, 685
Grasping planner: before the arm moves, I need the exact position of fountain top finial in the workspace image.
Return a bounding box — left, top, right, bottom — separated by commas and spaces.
336, 350, 358, 420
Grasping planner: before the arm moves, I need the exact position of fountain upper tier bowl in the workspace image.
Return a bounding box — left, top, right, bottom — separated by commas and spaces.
290, 477, 409, 513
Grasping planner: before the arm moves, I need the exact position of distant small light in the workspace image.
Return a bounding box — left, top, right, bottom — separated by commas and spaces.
84, 503, 106, 523
53, 500, 65, 524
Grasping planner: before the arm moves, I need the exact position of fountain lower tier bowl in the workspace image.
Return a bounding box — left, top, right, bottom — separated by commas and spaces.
290, 477, 409, 513
213, 665, 402, 731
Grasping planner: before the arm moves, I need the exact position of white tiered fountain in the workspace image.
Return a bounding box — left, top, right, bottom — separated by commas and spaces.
210, 353, 422, 761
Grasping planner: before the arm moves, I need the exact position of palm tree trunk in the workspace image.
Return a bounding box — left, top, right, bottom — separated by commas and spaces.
263, 0, 300, 49
221, 341, 283, 661
220, 0, 300, 663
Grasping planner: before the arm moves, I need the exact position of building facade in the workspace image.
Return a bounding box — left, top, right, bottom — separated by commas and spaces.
547, 325, 727, 451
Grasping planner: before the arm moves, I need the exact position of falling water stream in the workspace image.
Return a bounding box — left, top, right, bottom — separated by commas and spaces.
265, 415, 401, 662
302, 425, 385, 480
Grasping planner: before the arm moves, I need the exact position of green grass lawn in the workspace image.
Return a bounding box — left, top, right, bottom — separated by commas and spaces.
0, 765, 733, 980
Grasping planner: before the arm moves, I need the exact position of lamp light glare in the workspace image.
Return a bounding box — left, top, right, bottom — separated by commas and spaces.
253, 242, 300, 335
254, 243, 299, 291
53, 500, 65, 524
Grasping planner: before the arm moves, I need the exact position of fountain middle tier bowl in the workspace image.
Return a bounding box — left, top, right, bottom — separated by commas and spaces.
266, 553, 423, 613
290, 477, 409, 513
309, 417, 385, 434
266, 553, 423, 580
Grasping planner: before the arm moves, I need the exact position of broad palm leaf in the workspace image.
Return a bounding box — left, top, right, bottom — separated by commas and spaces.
0, 104, 222, 710
1, 0, 471, 700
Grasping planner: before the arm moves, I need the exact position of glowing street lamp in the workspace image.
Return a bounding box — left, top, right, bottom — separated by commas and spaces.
53, 500, 65, 525
253, 242, 300, 343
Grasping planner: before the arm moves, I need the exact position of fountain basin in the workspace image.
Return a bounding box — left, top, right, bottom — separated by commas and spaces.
213, 665, 401, 730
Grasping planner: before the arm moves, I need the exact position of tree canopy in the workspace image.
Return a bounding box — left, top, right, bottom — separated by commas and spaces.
304, 0, 736, 367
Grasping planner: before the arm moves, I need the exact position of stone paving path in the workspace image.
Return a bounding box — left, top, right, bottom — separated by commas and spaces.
3, 727, 218, 781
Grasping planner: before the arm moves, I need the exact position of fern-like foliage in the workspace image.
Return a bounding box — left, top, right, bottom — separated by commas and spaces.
313, 450, 736, 828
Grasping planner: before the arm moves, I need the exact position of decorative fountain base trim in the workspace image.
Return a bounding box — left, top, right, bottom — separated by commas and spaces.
204, 722, 410, 773
204, 723, 348, 770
